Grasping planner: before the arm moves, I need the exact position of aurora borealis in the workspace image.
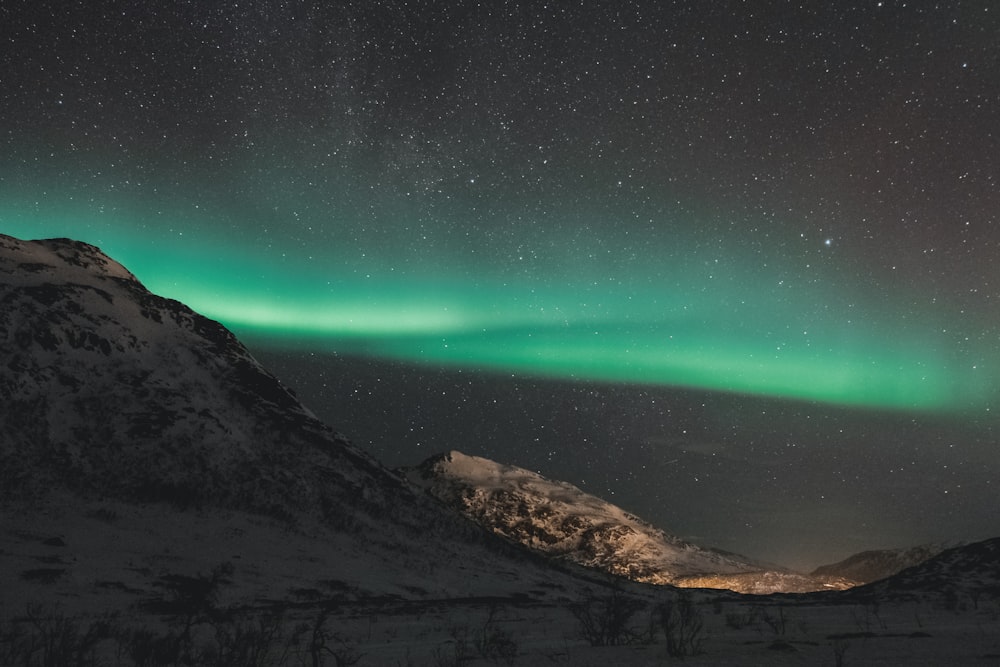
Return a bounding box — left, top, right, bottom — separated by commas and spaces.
5, 205, 991, 412
3, 1, 999, 568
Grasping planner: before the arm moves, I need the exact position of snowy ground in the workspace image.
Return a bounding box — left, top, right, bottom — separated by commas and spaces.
2, 496, 998, 666
258, 592, 1000, 665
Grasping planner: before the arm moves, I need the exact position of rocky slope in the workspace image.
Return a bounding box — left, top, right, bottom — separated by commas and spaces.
404, 450, 855, 593
811, 542, 960, 585
0, 234, 403, 523
841, 538, 1000, 606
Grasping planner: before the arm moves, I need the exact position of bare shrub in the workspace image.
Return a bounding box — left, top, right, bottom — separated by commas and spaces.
659, 592, 705, 657
724, 606, 760, 631
761, 604, 789, 635
200, 611, 302, 667
474, 605, 518, 665
0, 604, 115, 667
833, 638, 851, 666
569, 582, 647, 647
306, 606, 363, 667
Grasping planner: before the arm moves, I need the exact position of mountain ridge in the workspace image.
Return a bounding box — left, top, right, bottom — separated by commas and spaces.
1, 235, 388, 518
1, 233, 631, 612
810, 542, 963, 585
839, 537, 1000, 605
403, 449, 857, 593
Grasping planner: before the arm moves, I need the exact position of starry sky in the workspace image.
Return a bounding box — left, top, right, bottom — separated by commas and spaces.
3, 1, 999, 570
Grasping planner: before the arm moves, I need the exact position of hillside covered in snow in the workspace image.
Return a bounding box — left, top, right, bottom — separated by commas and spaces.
405, 450, 856, 593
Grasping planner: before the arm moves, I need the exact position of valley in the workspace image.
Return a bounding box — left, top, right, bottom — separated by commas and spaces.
1, 233, 997, 665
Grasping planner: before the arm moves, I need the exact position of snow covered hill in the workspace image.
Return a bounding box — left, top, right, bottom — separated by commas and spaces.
0, 234, 604, 606
811, 542, 961, 585
404, 450, 855, 593
0, 234, 386, 519
845, 537, 1000, 605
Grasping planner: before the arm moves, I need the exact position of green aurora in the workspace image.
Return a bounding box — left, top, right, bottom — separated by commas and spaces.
5, 206, 993, 415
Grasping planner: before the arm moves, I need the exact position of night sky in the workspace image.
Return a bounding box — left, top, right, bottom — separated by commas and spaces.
3, 1, 998, 570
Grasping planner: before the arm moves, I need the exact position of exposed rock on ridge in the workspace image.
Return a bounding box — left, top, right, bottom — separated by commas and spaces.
404, 450, 855, 593
0, 235, 416, 527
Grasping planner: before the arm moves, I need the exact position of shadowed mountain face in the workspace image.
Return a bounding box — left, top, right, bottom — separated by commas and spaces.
0, 235, 407, 524
810, 543, 961, 585
838, 538, 1000, 608
404, 451, 857, 594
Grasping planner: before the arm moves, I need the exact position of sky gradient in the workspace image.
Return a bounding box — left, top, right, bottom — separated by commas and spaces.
3, 1, 998, 568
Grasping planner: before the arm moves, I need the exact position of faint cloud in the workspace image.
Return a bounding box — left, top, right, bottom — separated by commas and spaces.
643, 435, 753, 463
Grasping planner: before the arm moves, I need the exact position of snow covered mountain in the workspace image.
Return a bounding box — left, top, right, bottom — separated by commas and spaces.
0, 234, 876, 599
3, 234, 1000, 665
810, 542, 961, 585
840, 538, 1000, 607
0, 234, 403, 521
0, 234, 603, 608
404, 450, 855, 593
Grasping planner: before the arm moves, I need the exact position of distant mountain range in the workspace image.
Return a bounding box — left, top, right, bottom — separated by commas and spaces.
843, 537, 1000, 604
0, 233, 990, 613
810, 542, 961, 585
